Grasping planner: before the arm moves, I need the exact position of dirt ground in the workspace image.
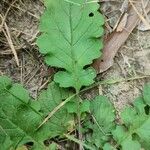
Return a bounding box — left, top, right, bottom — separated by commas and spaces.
100, 1, 150, 110
0, 0, 150, 111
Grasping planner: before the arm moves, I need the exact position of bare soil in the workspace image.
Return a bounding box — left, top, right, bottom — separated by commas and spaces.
100, 1, 150, 110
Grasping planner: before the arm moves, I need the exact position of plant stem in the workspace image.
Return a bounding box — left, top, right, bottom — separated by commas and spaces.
64, 134, 93, 150
77, 95, 83, 150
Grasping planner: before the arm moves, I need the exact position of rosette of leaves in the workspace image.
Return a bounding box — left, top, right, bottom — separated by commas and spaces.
37, 0, 104, 91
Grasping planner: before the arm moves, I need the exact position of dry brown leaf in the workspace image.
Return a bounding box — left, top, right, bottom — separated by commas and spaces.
93, 0, 148, 73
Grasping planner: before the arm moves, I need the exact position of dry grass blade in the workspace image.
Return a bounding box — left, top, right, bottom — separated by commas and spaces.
141, 0, 150, 22
3, 23, 20, 66
38, 94, 76, 129
0, 0, 17, 31
129, 0, 150, 30
1, 0, 39, 19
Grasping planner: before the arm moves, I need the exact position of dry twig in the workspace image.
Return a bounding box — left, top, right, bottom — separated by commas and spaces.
0, 0, 17, 31
3, 23, 20, 66
129, 0, 150, 30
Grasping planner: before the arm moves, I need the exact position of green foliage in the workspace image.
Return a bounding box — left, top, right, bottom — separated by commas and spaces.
66, 100, 90, 115
1, 0, 150, 150
0, 132, 12, 150
0, 76, 99, 149
112, 93, 150, 150
83, 85, 150, 150
86, 96, 115, 149
37, 0, 104, 90
103, 143, 116, 150
1, 79, 150, 150
0, 76, 74, 149
91, 96, 115, 147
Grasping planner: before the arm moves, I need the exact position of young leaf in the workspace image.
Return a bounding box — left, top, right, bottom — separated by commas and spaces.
112, 126, 141, 150
112, 95, 150, 150
0, 76, 74, 149
37, 0, 104, 90
88, 96, 115, 148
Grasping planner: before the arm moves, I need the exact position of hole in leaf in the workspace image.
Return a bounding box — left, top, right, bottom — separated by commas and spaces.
89, 12, 94, 17
117, 145, 122, 150
25, 142, 34, 147
132, 133, 140, 140
144, 105, 150, 115
117, 147, 121, 150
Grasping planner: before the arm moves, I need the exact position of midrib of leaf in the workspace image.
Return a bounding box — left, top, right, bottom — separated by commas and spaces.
4, 88, 42, 117
68, 3, 94, 91
69, 5, 84, 147
0, 87, 45, 147
1, 112, 43, 148
49, 18, 72, 70
69, 3, 80, 92
92, 115, 107, 136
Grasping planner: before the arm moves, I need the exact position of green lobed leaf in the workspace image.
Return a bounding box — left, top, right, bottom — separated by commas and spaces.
0, 76, 74, 149
112, 92, 150, 150
87, 96, 115, 148
0, 76, 44, 149
112, 126, 141, 150
37, 0, 104, 90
